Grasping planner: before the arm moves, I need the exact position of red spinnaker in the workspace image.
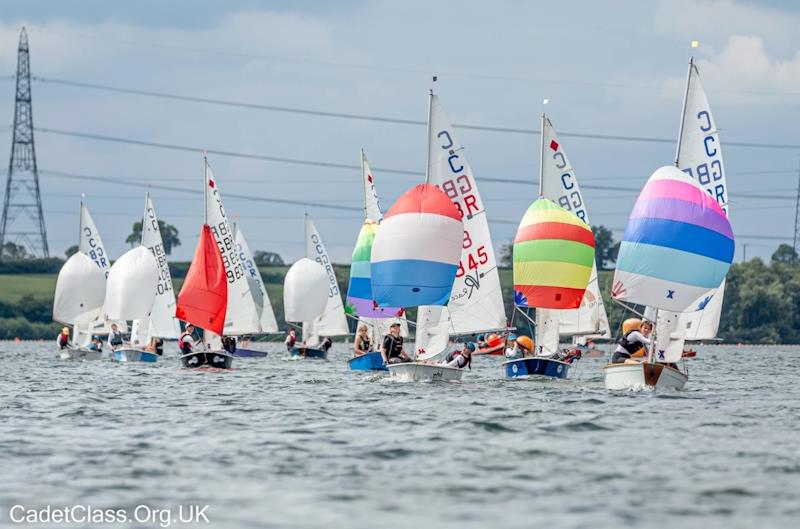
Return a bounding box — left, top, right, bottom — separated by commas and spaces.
175, 224, 228, 335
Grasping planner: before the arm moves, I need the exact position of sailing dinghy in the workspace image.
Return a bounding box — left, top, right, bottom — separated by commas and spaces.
230, 222, 279, 357
284, 257, 330, 359
103, 246, 160, 362
411, 92, 507, 372
115, 194, 180, 362
346, 150, 406, 371
536, 114, 611, 358
605, 166, 734, 390
175, 157, 248, 369
650, 57, 731, 361
52, 199, 109, 360
504, 198, 596, 379
286, 215, 349, 359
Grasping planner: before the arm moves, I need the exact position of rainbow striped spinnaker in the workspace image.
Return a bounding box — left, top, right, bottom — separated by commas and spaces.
612, 165, 734, 312
513, 198, 595, 310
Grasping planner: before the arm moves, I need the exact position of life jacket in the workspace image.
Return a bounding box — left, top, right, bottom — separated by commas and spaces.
358, 335, 371, 352
179, 332, 193, 353
618, 330, 644, 355
286, 334, 297, 349
384, 334, 403, 357
109, 331, 123, 346
58, 333, 69, 347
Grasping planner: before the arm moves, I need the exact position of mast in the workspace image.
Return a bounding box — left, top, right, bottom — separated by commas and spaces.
539, 113, 546, 197
425, 77, 436, 185
674, 56, 694, 166
360, 148, 368, 218
304, 212, 308, 259
79, 193, 85, 246
203, 154, 208, 225
140, 192, 149, 246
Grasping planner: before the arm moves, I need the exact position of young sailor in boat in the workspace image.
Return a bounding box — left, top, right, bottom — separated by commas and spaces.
611, 319, 652, 364
381, 321, 410, 364
144, 336, 163, 355
108, 323, 124, 351
179, 324, 196, 355
353, 325, 371, 356
504, 334, 520, 359
441, 342, 474, 369
285, 328, 297, 352
57, 327, 70, 349
88, 336, 103, 352
222, 335, 237, 354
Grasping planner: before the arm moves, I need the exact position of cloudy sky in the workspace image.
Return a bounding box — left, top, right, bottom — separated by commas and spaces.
1, 0, 798, 263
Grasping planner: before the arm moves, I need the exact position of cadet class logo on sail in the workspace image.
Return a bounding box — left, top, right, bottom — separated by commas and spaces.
433, 129, 487, 301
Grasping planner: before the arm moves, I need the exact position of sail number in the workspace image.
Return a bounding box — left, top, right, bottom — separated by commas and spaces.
209, 187, 245, 284
551, 154, 587, 221
144, 207, 173, 295
680, 109, 727, 213
82, 226, 109, 273
455, 245, 488, 278
310, 233, 340, 298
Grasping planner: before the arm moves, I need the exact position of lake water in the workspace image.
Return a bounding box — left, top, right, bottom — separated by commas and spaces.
1, 342, 798, 529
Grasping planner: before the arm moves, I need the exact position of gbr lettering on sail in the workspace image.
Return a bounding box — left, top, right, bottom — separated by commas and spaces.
207, 183, 245, 284
432, 129, 489, 284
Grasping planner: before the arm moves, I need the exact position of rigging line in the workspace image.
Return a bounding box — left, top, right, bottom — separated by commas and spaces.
30, 77, 800, 148
25, 30, 800, 96
33, 128, 800, 199
39, 170, 363, 212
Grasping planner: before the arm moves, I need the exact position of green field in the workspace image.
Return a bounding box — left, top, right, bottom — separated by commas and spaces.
0, 274, 58, 302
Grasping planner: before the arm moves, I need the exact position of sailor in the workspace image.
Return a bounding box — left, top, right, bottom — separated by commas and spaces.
285, 328, 297, 352
57, 327, 70, 349
108, 323, 124, 351
144, 336, 164, 356
319, 336, 333, 353
442, 342, 474, 369
353, 325, 371, 356
222, 335, 237, 354
179, 324, 196, 355
515, 336, 534, 357
611, 319, 652, 363
381, 321, 410, 364
88, 336, 103, 352
504, 334, 520, 359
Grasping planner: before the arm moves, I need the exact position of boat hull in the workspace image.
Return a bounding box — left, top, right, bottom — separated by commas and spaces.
502, 357, 571, 379
475, 343, 505, 356
387, 362, 463, 382
603, 362, 688, 390
113, 348, 159, 363
348, 351, 387, 371
180, 350, 234, 369
58, 347, 102, 361
232, 348, 268, 358
290, 347, 327, 360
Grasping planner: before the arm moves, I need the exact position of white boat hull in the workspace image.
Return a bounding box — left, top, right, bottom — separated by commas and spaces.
58, 347, 102, 361
603, 362, 688, 391
387, 362, 463, 382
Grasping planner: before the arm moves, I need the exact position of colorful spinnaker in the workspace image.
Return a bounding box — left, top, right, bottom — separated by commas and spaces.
513, 198, 595, 310
176, 224, 228, 336
371, 183, 463, 308
612, 165, 734, 313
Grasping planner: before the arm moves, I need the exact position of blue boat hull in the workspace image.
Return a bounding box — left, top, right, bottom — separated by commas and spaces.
348, 351, 387, 371
502, 357, 571, 379
290, 347, 327, 360
113, 349, 159, 363
232, 348, 268, 358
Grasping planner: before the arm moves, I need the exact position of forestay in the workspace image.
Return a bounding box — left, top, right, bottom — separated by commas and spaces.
612, 166, 734, 351
537, 115, 610, 339
422, 94, 506, 336
303, 216, 349, 345
236, 224, 279, 334
103, 246, 160, 323
205, 162, 261, 335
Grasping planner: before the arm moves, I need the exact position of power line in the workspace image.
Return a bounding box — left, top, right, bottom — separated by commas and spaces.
30, 76, 800, 149
27, 29, 800, 97
34, 127, 800, 200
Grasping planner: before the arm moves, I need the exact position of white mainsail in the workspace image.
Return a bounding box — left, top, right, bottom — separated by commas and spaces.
655, 58, 730, 355
205, 160, 261, 336
132, 194, 181, 342
235, 223, 279, 334
416, 93, 506, 358
79, 200, 110, 277
537, 115, 611, 351
103, 246, 160, 323
303, 215, 349, 344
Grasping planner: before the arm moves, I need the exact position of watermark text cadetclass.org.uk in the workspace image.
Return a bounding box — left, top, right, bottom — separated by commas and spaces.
5, 504, 210, 527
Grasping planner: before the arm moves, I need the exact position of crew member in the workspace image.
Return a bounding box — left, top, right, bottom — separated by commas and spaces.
108, 323, 124, 350
442, 342, 474, 369
381, 321, 410, 364
611, 319, 652, 363
179, 324, 196, 355
57, 327, 70, 349
285, 328, 297, 352
353, 325, 371, 356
